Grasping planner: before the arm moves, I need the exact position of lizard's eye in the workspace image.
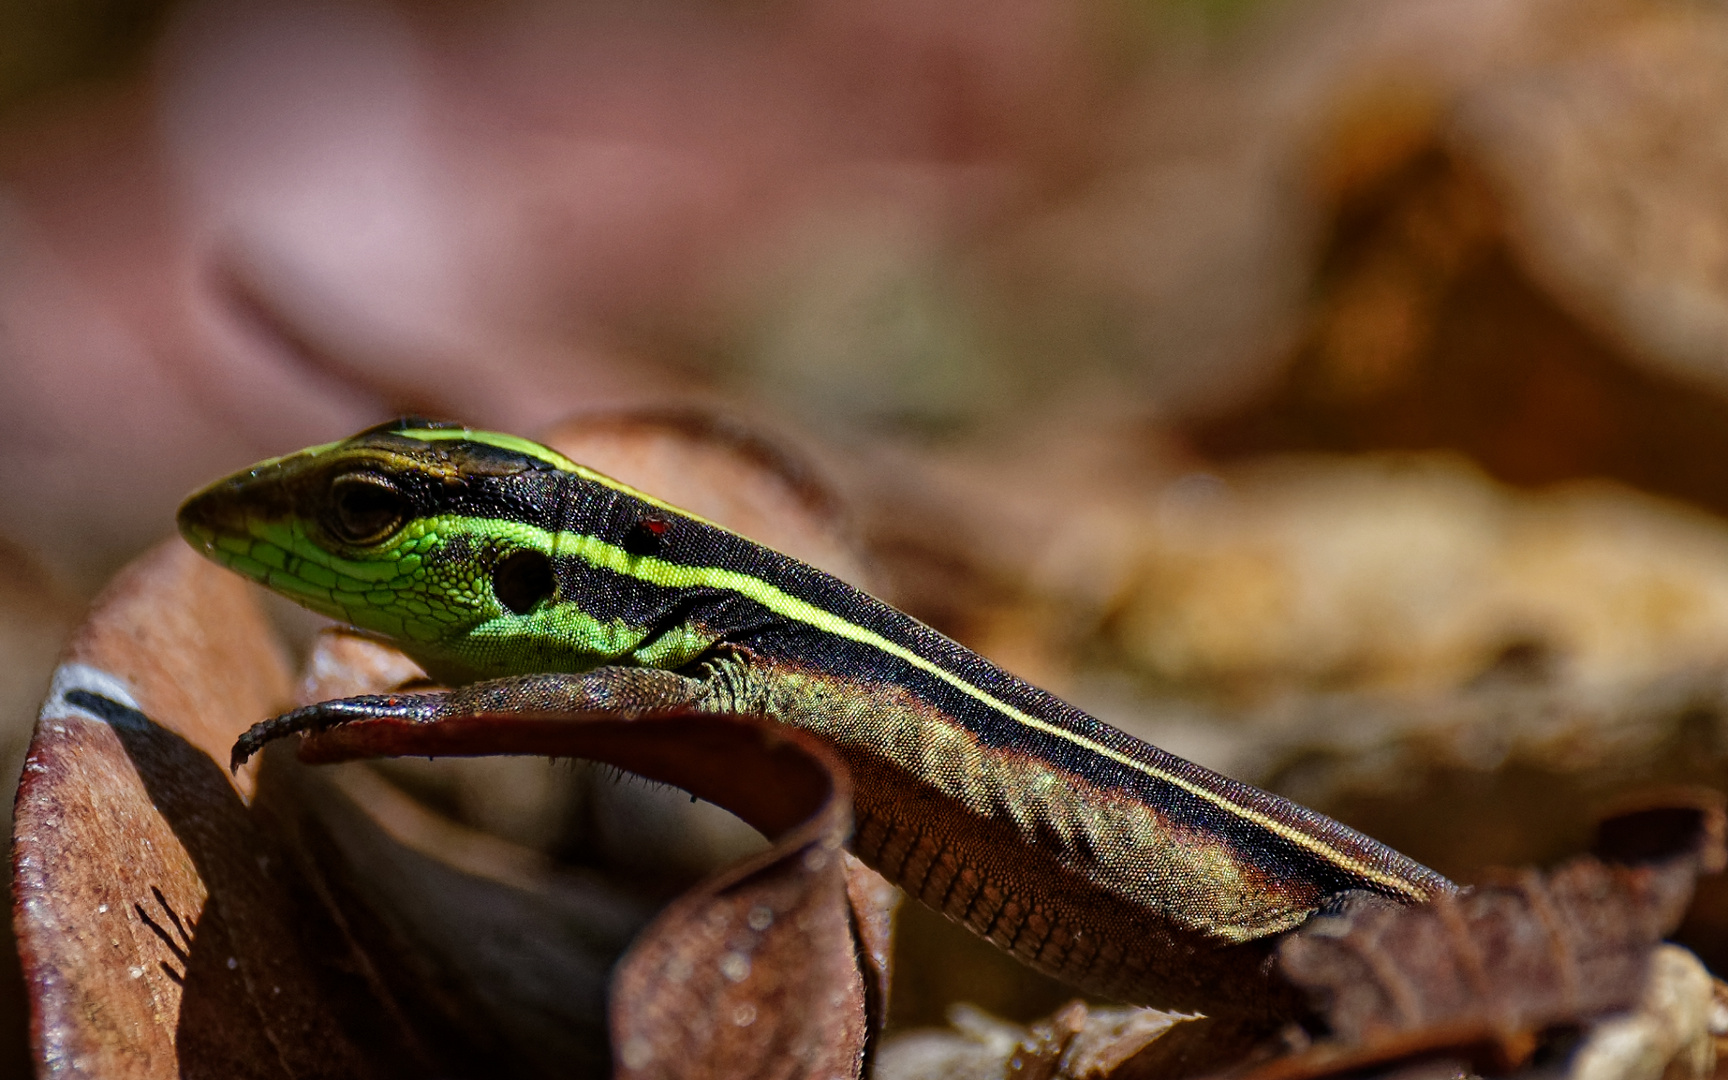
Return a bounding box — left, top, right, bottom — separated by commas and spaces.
329, 473, 409, 546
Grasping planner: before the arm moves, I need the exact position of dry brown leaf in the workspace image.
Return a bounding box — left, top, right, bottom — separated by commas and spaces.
13, 542, 889, 1077
1253, 796, 1726, 1080
609, 763, 867, 1080
285, 640, 882, 1079
14, 542, 408, 1078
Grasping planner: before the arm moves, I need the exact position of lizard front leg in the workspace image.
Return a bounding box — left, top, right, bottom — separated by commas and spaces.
232, 666, 712, 771
228, 661, 843, 839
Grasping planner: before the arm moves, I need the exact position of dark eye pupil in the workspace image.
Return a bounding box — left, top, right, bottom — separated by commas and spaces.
494, 549, 555, 615
331, 476, 407, 544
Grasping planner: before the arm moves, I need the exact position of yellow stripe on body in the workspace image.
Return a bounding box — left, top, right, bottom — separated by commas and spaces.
445, 504, 1432, 901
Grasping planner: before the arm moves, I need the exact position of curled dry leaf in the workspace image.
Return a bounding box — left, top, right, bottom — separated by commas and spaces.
1256, 795, 1727, 1080
14, 542, 398, 1078
13, 542, 888, 1078
875, 794, 1724, 1080
256, 737, 649, 1076
291, 642, 878, 1079
844, 851, 901, 1034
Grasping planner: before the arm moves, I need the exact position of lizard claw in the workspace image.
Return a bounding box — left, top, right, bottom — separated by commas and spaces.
231, 703, 332, 771
229, 694, 443, 771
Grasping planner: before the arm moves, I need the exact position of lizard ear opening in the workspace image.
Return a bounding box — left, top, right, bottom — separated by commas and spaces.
494, 549, 556, 615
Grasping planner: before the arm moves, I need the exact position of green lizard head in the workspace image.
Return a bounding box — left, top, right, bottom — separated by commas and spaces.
177, 418, 726, 682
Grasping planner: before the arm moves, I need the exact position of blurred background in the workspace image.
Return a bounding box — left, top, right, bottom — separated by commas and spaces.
6, 0, 1728, 1072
